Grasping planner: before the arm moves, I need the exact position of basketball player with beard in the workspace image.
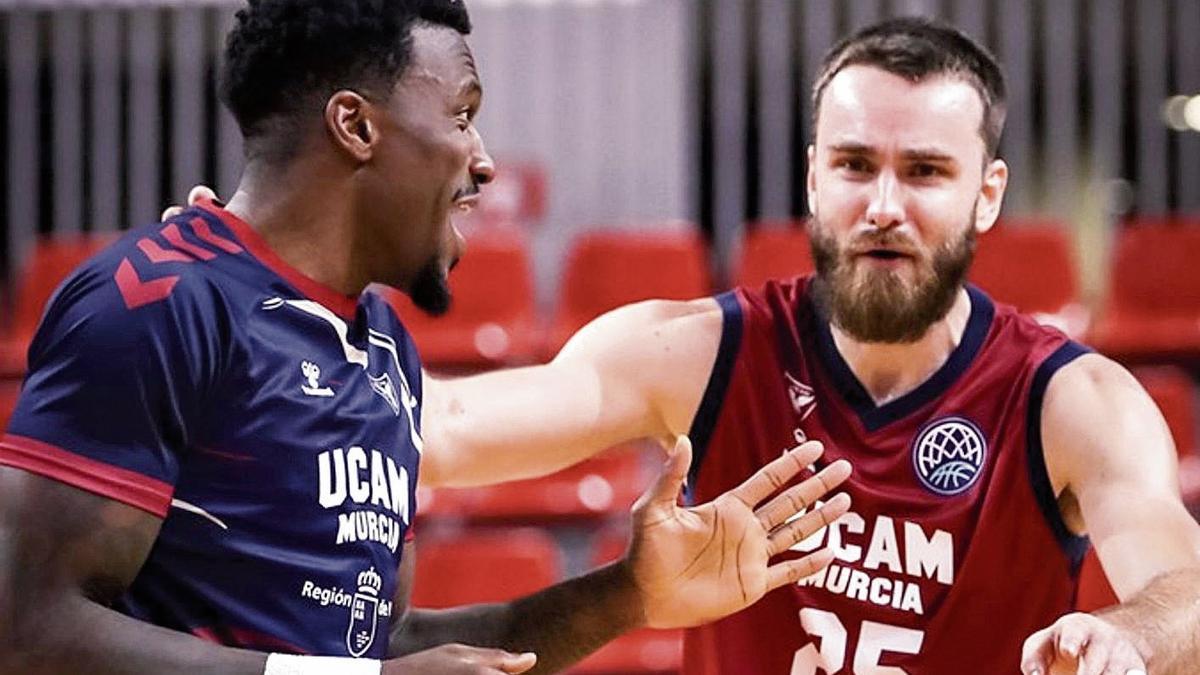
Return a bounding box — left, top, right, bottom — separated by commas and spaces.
169, 16, 1200, 675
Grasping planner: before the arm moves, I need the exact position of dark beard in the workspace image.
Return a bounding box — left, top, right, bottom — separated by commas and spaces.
408, 257, 453, 316
809, 217, 976, 343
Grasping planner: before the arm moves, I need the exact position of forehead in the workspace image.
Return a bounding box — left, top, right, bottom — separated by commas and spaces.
401, 23, 478, 94
816, 65, 985, 159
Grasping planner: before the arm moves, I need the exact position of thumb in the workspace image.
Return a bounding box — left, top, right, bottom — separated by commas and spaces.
496, 651, 537, 673
645, 435, 693, 508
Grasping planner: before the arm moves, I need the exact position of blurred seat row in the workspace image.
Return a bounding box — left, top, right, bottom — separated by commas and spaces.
3, 217, 1200, 370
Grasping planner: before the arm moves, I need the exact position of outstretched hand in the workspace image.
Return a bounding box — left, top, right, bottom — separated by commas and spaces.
627, 436, 851, 629
161, 185, 219, 221
1021, 613, 1148, 675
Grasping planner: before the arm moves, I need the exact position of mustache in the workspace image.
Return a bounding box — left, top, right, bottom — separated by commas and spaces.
847, 231, 919, 253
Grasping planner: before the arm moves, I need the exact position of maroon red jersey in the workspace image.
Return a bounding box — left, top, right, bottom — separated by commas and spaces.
683, 276, 1089, 675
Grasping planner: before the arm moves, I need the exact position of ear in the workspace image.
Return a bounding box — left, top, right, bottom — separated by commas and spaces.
324, 90, 377, 163
806, 144, 818, 216
974, 158, 1008, 235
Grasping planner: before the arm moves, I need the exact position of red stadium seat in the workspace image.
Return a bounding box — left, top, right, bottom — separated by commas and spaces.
971, 220, 1088, 338
573, 527, 683, 674
734, 222, 814, 289
1089, 218, 1200, 362
419, 445, 653, 524
410, 527, 561, 608
377, 231, 543, 368
548, 228, 710, 355
0, 234, 117, 376
1131, 366, 1200, 503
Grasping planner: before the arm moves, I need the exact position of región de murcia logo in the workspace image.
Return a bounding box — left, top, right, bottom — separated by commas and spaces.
347, 567, 383, 657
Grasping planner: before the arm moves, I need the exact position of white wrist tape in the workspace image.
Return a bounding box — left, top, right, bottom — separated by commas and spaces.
263, 653, 382, 675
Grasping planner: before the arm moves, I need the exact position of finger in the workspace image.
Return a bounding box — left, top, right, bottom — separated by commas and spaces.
766, 492, 851, 557
765, 547, 835, 591
1021, 627, 1058, 675
639, 435, 692, 509
496, 652, 537, 674
467, 647, 537, 673
730, 441, 826, 508
755, 459, 852, 531
1056, 620, 1090, 662
187, 185, 219, 205
160, 206, 185, 222
1076, 641, 1110, 675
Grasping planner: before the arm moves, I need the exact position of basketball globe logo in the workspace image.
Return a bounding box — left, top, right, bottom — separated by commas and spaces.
911, 416, 988, 496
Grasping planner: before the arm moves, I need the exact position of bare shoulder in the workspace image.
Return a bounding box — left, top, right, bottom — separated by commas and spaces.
1042, 352, 1177, 494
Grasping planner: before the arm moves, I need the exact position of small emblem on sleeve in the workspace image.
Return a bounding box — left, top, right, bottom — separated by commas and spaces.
369, 373, 401, 416
301, 361, 334, 397
911, 416, 988, 496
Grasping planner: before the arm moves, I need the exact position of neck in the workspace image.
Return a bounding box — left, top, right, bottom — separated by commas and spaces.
830, 287, 973, 406
223, 159, 367, 296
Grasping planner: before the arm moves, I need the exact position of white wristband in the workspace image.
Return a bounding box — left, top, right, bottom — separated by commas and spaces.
263, 653, 382, 675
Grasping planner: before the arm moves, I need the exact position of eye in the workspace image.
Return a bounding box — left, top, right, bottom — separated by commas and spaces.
836, 156, 873, 175
909, 163, 944, 179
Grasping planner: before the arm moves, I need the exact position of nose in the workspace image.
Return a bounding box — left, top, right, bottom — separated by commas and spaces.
469, 127, 495, 187
865, 170, 905, 230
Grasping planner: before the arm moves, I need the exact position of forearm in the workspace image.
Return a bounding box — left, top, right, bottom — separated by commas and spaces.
0, 593, 268, 675
423, 365, 655, 488
1096, 566, 1200, 675
389, 561, 643, 673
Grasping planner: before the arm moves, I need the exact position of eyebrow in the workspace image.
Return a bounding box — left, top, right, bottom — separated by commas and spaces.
827, 142, 957, 163
458, 78, 482, 99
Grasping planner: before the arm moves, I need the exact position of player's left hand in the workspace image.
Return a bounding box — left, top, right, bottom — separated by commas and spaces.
1021, 612, 1148, 675
626, 435, 851, 629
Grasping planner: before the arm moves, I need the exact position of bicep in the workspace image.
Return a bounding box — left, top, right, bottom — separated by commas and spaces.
1045, 355, 1200, 599
0, 466, 162, 605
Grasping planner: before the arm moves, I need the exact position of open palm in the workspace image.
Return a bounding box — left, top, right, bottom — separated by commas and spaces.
627, 437, 851, 629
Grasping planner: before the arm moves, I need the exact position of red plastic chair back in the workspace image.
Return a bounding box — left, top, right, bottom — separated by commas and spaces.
377, 231, 541, 367
734, 222, 814, 288
1109, 219, 1200, 315
551, 228, 709, 352
971, 220, 1080, 314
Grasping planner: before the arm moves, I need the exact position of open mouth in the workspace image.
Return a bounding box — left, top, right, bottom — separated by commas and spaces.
862, 249, 910, 260
453, 195, 480, 214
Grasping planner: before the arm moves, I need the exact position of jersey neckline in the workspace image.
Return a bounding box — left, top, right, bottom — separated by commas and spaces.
810, 284, 995, 433
196, 199, 361, 320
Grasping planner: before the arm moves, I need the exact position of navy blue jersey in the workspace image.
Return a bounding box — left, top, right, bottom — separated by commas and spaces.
0, 201, 422, 658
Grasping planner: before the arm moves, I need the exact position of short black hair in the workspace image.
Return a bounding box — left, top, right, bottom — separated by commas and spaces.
812, 17, 1007, 158
221, 0, 472, 160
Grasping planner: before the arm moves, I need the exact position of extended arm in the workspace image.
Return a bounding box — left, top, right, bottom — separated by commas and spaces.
392, 439, 853, 674
420, 299, 723, 487
1022, 354, 1200, 675
0, 468, 270, 675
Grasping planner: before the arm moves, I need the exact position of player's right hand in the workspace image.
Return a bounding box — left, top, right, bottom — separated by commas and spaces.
161, 185, 219, 221
382, 644, 537, 674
